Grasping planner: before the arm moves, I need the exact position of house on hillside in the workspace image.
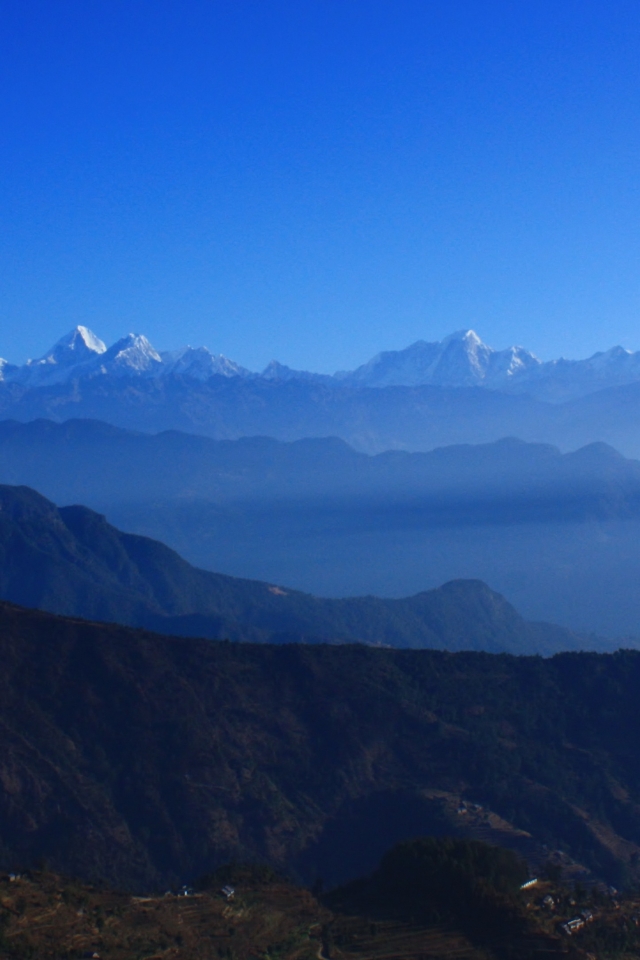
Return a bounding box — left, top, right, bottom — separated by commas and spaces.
560, 917, 585, 935
520, 878, 538, 890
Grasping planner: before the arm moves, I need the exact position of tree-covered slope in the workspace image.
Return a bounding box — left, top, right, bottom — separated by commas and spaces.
0, 483, 585, 653
1, 601, 640, 891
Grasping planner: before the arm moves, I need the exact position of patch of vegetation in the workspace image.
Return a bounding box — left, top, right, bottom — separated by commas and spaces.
3, 601, 640, 890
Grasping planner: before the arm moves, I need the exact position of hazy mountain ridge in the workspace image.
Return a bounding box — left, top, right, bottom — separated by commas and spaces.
3, 419, 640, 633
0, 482, 590, 654
2, 418, 638, 507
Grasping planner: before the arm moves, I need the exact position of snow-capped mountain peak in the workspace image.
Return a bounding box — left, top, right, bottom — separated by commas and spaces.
100, 334, 163, 376
3, 325, 640, 401
36, 325, 106, 365
160, 346, 251, 380
340, 329, 541, 389
42, 325, 107, 363
9, 326, 107, 386
443, 328, 483, 347
0, 358, 16, 382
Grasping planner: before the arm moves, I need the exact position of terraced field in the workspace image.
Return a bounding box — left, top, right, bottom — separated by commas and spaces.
5, 866, 640, 960
0, 871, 324, 960
325, 915, 488, 960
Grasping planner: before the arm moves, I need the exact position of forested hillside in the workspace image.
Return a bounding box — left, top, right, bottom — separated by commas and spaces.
1, 600, 640, 891
0, 483, 586, 653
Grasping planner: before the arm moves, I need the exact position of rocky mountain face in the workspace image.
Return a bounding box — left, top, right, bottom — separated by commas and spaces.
0, 482, 586, 654
2, 601, 640, 890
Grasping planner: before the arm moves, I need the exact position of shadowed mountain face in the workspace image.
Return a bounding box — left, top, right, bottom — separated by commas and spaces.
2, 420, 640, 633
0, 483, 585, 654
2, 601, 640, 891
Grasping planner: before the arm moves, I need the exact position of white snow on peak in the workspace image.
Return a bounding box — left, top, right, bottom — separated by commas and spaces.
507, 341, 640, 400
160, 346, 250, 380
443, 329, 483, 346
4, 326, 640, 400
67, 325, 107, 355
101, 334, 163, 376
8, 326, 107, 386
341, 329, 540, 389
43, 325, 107, 359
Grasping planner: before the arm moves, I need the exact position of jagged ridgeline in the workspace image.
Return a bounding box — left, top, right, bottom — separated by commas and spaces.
2, 600, 640, 892
4, 327, 640, 457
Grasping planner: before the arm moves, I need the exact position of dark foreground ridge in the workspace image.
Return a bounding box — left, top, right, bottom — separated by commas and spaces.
0, 482, 589, 654
2, 600, 640, 891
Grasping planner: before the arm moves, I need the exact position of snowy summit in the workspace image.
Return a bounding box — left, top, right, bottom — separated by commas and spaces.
3, 325, 640, 401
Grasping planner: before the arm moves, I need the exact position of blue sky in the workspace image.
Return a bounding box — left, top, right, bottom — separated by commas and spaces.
1, 0, 640, 371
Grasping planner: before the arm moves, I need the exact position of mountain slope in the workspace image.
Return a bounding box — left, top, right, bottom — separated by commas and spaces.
2, 601, 640, 890
2, 420, 640, 633
0, 483, 584, 654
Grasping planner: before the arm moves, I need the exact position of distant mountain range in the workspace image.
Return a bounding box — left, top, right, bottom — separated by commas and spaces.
3, 419, 640, 634
340, 329, 640, 400
4, 328, 640, 456
4, 326, 640, 401
0, 482, 590, 655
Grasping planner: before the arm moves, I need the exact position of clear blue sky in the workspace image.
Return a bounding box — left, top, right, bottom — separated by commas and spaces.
1, 0, 640, 371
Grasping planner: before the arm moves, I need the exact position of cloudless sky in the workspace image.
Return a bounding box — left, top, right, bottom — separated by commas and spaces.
1, 0, 640, 371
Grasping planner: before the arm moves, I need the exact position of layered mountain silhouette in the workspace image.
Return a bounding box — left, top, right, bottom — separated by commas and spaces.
6, 326, 640, 399
2, 419, 640, 633
2, 600, 640, 890
4, 328, 640, 456
0, 482, 588, 654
